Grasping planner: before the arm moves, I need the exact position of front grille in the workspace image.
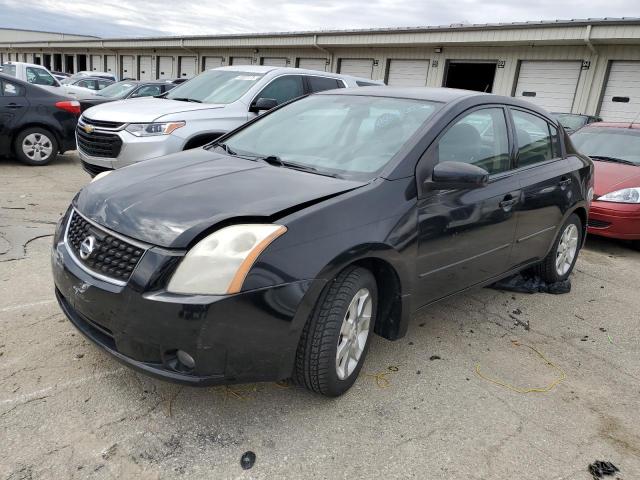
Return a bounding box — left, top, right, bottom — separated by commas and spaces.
76, 126, 123, 158
66, 211, 146, 283
81, 117, 125, 129
588, 218, 611, 228
81, 160, 113, 177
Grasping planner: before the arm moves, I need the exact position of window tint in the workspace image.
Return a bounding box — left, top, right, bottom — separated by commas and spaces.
76, 79, 95, 89
356, 81, 380, 87
25, 67, 57, 86
132, 85, 162, 97
255, 75, 304, 106
512, 110, 554, 167
307, 76, 343, 93
437, 108, 510, 174
1, 81, 23, 96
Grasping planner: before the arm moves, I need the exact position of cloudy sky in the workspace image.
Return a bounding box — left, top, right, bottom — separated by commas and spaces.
0, 0, 637, 37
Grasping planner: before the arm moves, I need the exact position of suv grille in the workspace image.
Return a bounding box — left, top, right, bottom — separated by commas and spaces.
81, 117, 125, 130
66, 211, 146, 283
76, 126, 123, 158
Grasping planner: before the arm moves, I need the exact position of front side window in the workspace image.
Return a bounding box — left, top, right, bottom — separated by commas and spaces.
307, 76, 343, 93
512, 109, 555, 167
222, 94, 439, 179
25, 67, 57, 86
166, 70, 265, 104
436, 108, 510, 175
254, 75, 304, 106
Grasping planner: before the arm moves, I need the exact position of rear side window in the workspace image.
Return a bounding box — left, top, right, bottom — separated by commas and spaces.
1, 80, 23, 96
26, 67, 57, 86
255, 75, 304, 105
512, 110, 555, 167
307, 76, 344, 93
1, 64, 17, 77
436, 108, 511, 175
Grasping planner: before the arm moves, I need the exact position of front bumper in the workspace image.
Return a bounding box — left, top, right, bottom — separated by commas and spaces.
51, 216, 324, 385
77, 131, 185, 171
588, 200, 640, 240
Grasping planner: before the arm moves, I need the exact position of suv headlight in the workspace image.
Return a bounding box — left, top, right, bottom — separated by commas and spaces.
598, 187, 640, 204
167, 224, 287, 295
125, 121, 185, 137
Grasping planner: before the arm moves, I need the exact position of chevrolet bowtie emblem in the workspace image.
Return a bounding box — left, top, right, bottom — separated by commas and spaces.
83, 124, 94, 134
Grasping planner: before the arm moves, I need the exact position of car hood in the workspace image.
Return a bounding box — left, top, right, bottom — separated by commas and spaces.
593, 160, 640, 197
39, 84, 98, 100
75, 148, 367, 248
81, 97, 226, 122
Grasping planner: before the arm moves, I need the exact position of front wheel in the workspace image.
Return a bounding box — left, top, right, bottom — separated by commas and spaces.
534, 213, 582, 283
294, 266, 377, 397
14, 127, 58, 166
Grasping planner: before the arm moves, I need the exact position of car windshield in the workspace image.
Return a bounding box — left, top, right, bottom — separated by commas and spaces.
221, 94, 440, 179
97, 81, 138, 98
165, 70, 264, 104
554, 113, 588, 131
571, 128, 640, 165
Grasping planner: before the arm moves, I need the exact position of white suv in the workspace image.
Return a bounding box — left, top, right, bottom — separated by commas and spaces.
76, 66, 383, 175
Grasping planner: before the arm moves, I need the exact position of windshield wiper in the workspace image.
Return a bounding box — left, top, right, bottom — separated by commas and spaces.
213, 142, 237, 155
170, 97, 202, 103
589, 155, 638, 166
259, 155, 339, 178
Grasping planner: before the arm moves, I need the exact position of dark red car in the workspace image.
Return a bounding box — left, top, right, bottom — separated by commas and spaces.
571, 122, 640, 248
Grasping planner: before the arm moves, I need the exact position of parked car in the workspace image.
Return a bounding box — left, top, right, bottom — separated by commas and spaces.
52, 87, 593, 396
0, 62, 98, 99
63, 76, 114, 92
571, 122, 640, 248
51, 71, 71, 82
79, 80, 181, 112
0, 72, 80, 165
553, 112, 602, 133
76, 66, 384, 176
61, 71, 118, 83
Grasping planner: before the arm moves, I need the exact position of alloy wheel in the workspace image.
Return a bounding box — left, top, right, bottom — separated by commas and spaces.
22, 133, 53, 162
336, 288, 372, 380
555, 223, 579, 276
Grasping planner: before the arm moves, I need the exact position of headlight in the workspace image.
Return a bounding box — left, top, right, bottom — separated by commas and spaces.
91, 171, 111, 182
167, 224, 287, 295
598, 187, 640, 204
125, 121, 185, 137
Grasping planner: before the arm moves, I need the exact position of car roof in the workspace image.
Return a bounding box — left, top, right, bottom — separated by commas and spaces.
3, 61, 46, 69
208, 65, 384, 85
582, 121, 640, 130
318, 86, 489, 102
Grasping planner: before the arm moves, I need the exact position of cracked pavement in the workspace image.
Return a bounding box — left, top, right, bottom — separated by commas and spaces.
1, 153, 639, 479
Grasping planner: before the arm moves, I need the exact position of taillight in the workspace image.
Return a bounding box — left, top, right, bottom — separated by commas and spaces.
55, 100, 81, 115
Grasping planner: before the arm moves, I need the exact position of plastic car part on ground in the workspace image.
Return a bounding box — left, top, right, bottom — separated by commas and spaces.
588, 460, 619, 479
489, 272, 571, 294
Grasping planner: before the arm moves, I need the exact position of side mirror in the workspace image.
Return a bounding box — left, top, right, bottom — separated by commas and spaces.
250, 97, 278, 113
426, 161, 489, 190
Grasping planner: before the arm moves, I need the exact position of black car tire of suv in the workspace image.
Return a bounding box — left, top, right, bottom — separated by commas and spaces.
14, 127, 58, 166
534, 213, 583, 283
294, 266, 378, 397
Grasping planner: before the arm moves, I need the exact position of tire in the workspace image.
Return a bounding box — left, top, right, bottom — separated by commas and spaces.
534, 213, 582, 283
13, 127, 58, 166
294, 266, 377, 397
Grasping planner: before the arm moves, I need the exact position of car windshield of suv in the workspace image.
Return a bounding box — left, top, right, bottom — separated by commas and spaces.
554, 113, 588, 131
96, 81, 138, 98
571, 128, 640, 165
165, 70, 265, 104
221, 94, 440, 179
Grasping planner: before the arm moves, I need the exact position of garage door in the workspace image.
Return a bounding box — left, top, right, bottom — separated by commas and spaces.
262, 57, 287, 67
179, 56, 197, 78
121, 55, 135, 79
599, 61, 640, 122
139, 56, 153, 80
105, 55, 116, 75
513, 61, 582, 112
90, 55, 102, 72
387, 59, 429, 87
203, 56, 224, 70
298, 58, 327, 72
158, 56, 174, 79
231, 57, 252, 66
339, 59, 374, 79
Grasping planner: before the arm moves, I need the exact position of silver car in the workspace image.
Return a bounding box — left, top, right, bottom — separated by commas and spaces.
77, 66, 383, 175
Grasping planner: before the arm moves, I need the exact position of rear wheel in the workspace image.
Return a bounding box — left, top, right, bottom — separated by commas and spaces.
294, 266, 377, 397
534, 213, 582, 283
14, 127, 58, 166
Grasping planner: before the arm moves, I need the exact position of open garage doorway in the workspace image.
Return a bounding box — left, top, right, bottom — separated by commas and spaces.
77, 54, 87, 72
64, 54, 74, 74
444, 61, 496, 93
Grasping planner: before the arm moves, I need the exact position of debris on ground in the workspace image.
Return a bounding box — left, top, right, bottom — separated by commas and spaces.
429, 355, 441, 361
588, 460, 619, 479
489, 272, 571, 295
240, 451, 256, 470
366, 366, 400, 388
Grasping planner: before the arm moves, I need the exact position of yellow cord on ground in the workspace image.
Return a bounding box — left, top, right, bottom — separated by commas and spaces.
475, 341, 566, 393
366, 365, 400, 388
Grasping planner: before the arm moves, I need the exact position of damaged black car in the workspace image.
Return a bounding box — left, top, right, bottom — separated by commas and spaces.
51, 88, 593, 396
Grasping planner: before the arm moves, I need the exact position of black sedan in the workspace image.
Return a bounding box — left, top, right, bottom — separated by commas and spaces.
0, 72, 79, 165
80, 80, 180, 111
51, 88, 593, 396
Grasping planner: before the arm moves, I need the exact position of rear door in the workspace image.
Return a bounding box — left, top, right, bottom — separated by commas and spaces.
415, 106, 520, 304
0, 80, 28, 154
507, 108, 574, 268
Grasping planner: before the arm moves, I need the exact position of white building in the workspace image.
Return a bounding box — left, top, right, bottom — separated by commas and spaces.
1, 18, 640, 121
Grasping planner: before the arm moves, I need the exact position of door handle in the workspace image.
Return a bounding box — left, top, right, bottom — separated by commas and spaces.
499, 195, 518, 210
558, 176, 572, 187
6, 103, 24, 109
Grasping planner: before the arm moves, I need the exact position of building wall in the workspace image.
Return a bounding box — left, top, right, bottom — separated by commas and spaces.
0, 28, 95, 42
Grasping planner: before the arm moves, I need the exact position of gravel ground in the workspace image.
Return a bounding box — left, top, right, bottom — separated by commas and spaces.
1, 153, 639, 480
